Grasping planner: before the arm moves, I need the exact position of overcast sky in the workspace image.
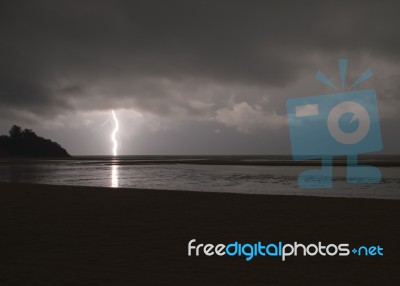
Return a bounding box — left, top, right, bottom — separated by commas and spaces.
1, 0, 400, 155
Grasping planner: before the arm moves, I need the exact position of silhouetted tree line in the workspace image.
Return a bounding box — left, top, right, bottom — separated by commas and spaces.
0, 125, 70, 157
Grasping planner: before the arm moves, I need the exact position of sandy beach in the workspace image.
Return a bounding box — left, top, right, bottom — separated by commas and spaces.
0, 182, 399, 285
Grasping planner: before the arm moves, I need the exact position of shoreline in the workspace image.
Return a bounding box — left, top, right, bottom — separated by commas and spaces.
0, 181, 396, 201
0, 182, 399, 285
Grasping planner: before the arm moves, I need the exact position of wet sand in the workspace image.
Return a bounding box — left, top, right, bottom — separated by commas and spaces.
0, 182, 399, 285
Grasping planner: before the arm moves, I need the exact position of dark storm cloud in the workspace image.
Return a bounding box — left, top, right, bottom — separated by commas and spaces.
1, 0, 400, 119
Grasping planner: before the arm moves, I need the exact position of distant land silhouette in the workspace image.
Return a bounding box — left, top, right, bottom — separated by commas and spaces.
0, 125, 70, 158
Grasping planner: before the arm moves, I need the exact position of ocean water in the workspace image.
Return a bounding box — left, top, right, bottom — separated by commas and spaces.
0, 156, 399, 199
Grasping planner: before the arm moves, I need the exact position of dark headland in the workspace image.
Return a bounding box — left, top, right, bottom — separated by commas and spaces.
0, 125, 70, 158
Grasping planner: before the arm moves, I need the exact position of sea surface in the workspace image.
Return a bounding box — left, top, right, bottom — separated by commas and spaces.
0, 155, 399, 199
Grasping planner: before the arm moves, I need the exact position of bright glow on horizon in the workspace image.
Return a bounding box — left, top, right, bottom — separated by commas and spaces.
111, 110, 119, 156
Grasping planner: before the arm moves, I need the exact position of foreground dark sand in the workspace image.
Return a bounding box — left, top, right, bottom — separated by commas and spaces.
0, 183, 399, 285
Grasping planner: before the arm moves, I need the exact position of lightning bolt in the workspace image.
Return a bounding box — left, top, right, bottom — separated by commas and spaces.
101, 114, 111, 127
111, 110, 119, 156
